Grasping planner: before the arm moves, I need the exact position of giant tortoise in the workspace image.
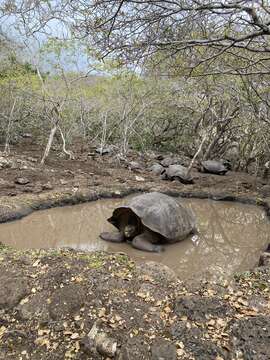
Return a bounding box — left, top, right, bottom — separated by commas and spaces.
100, 192, 196, 252
200, 160, 231, 175
161, 165, 193, 184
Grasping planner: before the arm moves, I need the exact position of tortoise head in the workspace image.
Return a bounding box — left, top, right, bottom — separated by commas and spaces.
124, 224, 137, 239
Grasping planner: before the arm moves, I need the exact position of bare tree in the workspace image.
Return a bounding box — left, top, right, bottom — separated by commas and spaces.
69, 0, 270, 75
2, 1, 269, 75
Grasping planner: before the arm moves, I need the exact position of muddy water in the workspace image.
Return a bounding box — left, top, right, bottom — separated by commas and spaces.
1, 196, 269, 280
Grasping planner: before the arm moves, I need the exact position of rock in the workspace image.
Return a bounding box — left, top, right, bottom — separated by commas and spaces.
0, 275, 29, 309
17, 292, 50, 322
174, 296, 231, 322
95, 333, 118, 357
80, 335, 97, 356
229, 316, 270, 360
0, 156, 12, 169
150, 338, 177, 360
26, 156, 38, 163
260, 185, 270, 198
95, 146, 113, 155
0, 178, 11, 187
42, 182, 53, 191
15, 177, 30, 185
49, 284, 85, 320
128, 161, 144, 171
22, 187, 34, 193
149, 163, 165, 176
21, 133, 32, 138
138, 283, 163, 301
135, 175, 145, 182
86, 321, 118, 358
137, 261, 178, 284
118, 336, 149, 360
259, 252, 270, 267
263, 161, 270, 179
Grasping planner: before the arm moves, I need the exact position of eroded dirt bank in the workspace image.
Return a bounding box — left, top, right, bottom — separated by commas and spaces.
0, 144, 270, 359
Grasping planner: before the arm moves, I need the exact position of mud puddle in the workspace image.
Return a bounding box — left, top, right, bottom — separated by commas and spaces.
1, 196, 269, 280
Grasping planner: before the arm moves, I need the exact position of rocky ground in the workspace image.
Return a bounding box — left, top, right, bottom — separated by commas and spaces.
0, 141, 269, 359
0, 247, 269, 360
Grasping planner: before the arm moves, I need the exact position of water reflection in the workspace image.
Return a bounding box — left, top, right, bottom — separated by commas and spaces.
0, 197, 269, 280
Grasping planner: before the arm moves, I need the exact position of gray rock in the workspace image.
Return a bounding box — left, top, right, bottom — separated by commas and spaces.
128, 161, 144, 171
95, 333, 118, 358
42, 182, 53, 190
95, 146, 114, 155
17, 292, 50, 322
174, 296, 231, 322
49, 284, 85, 320
229, 316, 270, 360
137, 261, 178, 284
151, 338, 177, 360
259, 252, 270, 267
85, 321, 118, 358
0, 178, 11, 187
80, 335, 98, 356
0, 275, 29, 309
15, 177, 30, 185
118, 336, 149, 360
0, 156, 12, 169
260, 185, 270, 198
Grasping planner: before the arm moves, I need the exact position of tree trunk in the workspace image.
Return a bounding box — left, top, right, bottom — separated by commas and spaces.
40, 124, 58, 165
186, 134, 207, 176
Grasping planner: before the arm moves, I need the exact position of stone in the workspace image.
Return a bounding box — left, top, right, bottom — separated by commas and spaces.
118, 336, 149, 360
0, 156, 12, 169
259, 252, 270, 267
17, 292, 50, 322
0, 178, 10, 187
135, 175, 145, 182
174, 296, 231, 322
15, 177, 30, 185
137, 261, 178, 284
128, 161, 144, 171
49, 284, 85, 320
229, 316, 270, 360
150, 338, 177, 360
0, 275, 29, 309
42, 183, 53, 191
85, 321, 118, 358
260, 185, 270, 198
95, 333, 118, 357
80, 335, 97, 356
95, 146, 113, 155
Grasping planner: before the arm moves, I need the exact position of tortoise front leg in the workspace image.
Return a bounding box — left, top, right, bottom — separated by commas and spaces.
100, 231, 125, 243
131, 234, 164, 253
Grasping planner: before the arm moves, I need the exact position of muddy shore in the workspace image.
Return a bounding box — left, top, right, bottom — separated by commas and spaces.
0, 144, 269, 359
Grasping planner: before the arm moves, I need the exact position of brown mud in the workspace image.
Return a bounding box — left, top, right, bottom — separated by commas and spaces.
0, 142, 269, 359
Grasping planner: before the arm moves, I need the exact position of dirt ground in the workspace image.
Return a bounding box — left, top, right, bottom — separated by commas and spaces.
0, 139, 269, 199
0, 141, 270, 359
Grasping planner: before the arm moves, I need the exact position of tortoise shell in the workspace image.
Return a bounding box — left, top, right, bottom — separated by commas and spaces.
108, 192, 196, 243
201, 160, 229, 175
